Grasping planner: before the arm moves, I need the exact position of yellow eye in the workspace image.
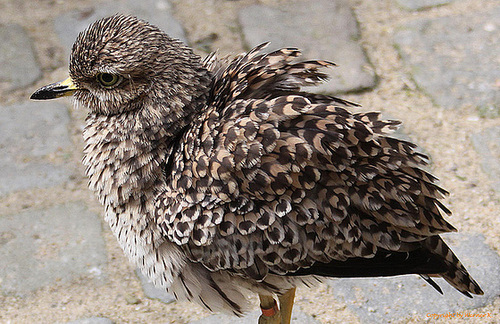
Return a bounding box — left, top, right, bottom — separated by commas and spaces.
96, 73, 121, 88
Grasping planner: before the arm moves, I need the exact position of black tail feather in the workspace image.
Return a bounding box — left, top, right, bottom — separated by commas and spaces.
285, 248, 448, 278
420, 274, 443, 294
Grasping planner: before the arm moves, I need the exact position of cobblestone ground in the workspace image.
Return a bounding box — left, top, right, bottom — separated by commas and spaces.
0, 0, 499, 323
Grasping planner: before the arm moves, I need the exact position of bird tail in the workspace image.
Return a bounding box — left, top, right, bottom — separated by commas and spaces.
423, 236, 483, 297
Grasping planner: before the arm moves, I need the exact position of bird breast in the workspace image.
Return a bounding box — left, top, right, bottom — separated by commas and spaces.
81, 112, 187, 286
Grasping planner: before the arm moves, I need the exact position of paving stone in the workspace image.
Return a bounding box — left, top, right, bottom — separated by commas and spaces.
396, 0, 458, 11
0, 101, 72, 196
0, 203, 107, 296
54, 0, 185, 57
470, 126, 500, 193
326, 233, 500, 323
189, 306, 319, 324
238, 0, 377, 94
0, 24, 42, 90
394, 6, 500, 111
135, 268, 175, 304
64, 317, 114, 324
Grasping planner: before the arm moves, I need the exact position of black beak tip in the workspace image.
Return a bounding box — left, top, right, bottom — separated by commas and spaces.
30, 91, 42, 100
30, 86, 54, 100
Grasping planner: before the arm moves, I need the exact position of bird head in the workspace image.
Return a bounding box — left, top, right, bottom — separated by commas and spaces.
31, 14, 211, 117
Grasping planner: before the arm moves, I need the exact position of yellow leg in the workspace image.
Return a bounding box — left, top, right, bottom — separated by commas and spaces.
278, 288, 296, 324
258, 294, 281, 324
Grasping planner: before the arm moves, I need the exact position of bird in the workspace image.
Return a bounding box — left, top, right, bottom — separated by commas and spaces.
31, 14, 483, 323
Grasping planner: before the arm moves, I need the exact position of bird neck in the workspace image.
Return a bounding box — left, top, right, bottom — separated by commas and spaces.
82, 105, 184, 208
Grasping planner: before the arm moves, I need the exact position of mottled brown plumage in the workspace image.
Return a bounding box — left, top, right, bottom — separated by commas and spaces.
31, 14, 482, 318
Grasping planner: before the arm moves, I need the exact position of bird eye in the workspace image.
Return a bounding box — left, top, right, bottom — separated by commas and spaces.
96, 73, 122, 88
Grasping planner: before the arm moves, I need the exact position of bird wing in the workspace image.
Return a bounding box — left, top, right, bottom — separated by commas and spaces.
155, 44, 482, 296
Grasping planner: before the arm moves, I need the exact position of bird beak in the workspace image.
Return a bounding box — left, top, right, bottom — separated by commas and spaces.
30, 77, 78, 100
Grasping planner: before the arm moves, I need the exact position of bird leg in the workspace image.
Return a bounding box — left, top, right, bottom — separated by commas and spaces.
278, 288, 296, 324
258, 294, 281, 324
257, 288, 296, 324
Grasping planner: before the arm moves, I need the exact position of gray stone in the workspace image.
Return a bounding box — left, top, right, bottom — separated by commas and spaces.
189, 306, 319, 324
394, 6, 500, 111
54, 0, 186, 57
0, 101, 72, 195
326, 233, 500, 323
135, 268, 175, 304
0, 24, 42, 90
238, 0, 377, 94
64, 317, 114, 324
470, 126, 500, 193
396, 0, 457, 11
0, 203, 107, 296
